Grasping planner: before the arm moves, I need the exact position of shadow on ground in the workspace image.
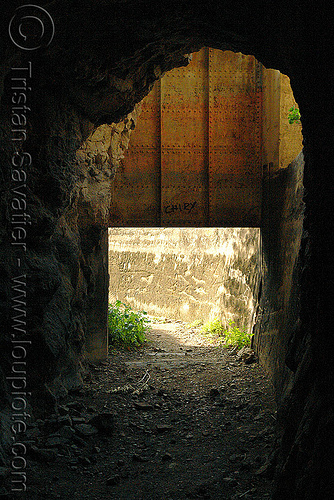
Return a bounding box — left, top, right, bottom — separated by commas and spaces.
9, 322, 276, 500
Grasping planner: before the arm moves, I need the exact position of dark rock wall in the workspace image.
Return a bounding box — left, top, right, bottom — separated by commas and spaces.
254, 152, 305, 399
1, 1, 333, 498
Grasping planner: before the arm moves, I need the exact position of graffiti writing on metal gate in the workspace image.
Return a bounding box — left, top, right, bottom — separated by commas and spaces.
164, 201, 197, 215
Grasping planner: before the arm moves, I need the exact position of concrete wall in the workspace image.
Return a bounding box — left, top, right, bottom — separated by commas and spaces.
108, 227, 261, 332
262, 70, 303, 172
279, 74, 303, 169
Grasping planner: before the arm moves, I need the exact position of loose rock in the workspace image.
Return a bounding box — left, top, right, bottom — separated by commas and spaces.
134, 402, 154, 411
106, 474, 121, 486
58, 415, 72, 427
59, 426, 76, 440
28, 446, 57, 462
132, 453, 148, 462
45, 435, 70, 447
74, 423, 99, 437
89, 413, 115, 435
209, 388, 220, 400
222, 477, 238, 486
156, 424, 172, 433
236, 347, 256, 364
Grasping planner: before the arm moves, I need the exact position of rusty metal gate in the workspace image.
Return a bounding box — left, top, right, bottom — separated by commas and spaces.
109, 48, 263, 227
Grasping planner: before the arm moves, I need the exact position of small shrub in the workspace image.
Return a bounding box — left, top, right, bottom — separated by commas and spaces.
201, 318, 224, 336
187, 319, 204, 329
288, 106, 301, 124
223, 320, 253, 349
200, 318, 253, 349
108, 300, 150, 348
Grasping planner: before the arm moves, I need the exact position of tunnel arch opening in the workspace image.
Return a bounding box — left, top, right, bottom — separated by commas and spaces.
103, 46, 303, 374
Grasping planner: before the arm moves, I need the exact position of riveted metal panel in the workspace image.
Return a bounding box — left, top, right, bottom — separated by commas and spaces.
160, 49, 209, 226
208, 49, 262, 226
109, 48, 262, 228
109, 81, 161, 226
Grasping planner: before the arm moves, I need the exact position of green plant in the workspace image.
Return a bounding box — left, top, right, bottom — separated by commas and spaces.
288, 106, 301, 124
200, 318, 253, 349
223, 320, 253, 349
187, 319, 204, 329
201, 318, 224, 336
108, 300, 150, 348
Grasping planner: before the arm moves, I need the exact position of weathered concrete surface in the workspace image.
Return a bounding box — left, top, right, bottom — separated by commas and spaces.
279, 74, 303, 169
109, 228, 261, 333
262, 71, 303, 173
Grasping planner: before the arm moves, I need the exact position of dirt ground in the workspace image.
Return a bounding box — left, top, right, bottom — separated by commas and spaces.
9, 321, 277, 500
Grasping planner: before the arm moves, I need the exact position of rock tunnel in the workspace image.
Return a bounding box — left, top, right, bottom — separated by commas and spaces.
0, 1, 333, 499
